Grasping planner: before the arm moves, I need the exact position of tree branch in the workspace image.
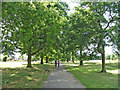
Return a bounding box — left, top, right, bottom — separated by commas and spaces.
31, 47, 43, 56
104, 17, 118, 30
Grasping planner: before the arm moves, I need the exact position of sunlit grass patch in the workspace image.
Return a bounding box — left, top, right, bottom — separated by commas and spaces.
65, 62, 118, 88
106, 62, 118, 69
0, 61, 42, 69
2, 63, 54, 88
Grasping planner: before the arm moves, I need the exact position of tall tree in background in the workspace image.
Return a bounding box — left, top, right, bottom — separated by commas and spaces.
67, 7, 96, 65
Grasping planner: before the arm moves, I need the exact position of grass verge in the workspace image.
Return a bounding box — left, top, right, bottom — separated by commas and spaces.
65, 62, 119, 88
2, 63, 54, 88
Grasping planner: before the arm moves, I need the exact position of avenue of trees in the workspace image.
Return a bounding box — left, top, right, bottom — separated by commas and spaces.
2, 1, 119, 72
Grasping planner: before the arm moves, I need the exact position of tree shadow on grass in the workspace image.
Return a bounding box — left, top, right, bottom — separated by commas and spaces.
66, 65, 101, 74
84, 62, 119, 71
2, 64, 53, 88
65, 65, 118, 88
66, 63, 119, 75
106, 62, 118, 70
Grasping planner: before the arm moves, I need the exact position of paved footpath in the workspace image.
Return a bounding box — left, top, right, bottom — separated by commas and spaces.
42, 64, 86, 88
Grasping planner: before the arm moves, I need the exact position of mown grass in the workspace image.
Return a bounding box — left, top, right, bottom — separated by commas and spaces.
2, 63, 54, 88
65, 62, 119, 88
106, 62, 119, 70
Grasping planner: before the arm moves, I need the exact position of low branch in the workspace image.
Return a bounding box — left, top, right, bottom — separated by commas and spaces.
31, 41, 45, 56
14, 50, 21, 53
104, 17, 118, 30
31, 47, 43, 56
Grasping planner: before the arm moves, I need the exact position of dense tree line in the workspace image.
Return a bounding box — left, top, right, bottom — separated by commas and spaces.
2, 1, 119, 72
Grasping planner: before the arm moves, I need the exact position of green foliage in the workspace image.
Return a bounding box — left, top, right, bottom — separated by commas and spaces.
80, 2, 119, 51
32, 57, 39, 61
2, 2, 63, 53
110, 54, 118, 60
61, 4, 97, 63
2, 2, 68, 67
2, 2, 119, 67
106, 55, 110, 60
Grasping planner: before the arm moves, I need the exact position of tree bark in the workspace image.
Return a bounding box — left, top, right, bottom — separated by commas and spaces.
41, 54, 44, 64
97, 39, 106, 72
46, 56, 48, 63
101, 52, 106, 72
101, 44, 106, 72
80, 60, 83, 65
67, 58, 69, 62
27, 47, 32, 68
72, 51, 74, 63
118, 2, 120, 86
79, 47, 83, 66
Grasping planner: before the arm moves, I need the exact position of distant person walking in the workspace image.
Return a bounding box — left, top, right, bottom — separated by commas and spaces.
55, 60, 57, 67
58, 60, 60, 67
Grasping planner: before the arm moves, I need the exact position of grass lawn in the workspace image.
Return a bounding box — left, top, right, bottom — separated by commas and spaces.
2, 63, 54, 88
64, 61, 119, 88
106, 62, 119, 70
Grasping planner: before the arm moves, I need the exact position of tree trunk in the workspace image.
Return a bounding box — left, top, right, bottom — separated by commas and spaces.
46, 56, 48, 63
27, 47, 32, 68
41, 54, 44, 64
118, 1, 120, 74
101, 46, 106, 72
97, 39, 106, 72
72, 51, 74, 63
67, 58, 69, 62
80, 60, 83, 66
79, 47, 83, 66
